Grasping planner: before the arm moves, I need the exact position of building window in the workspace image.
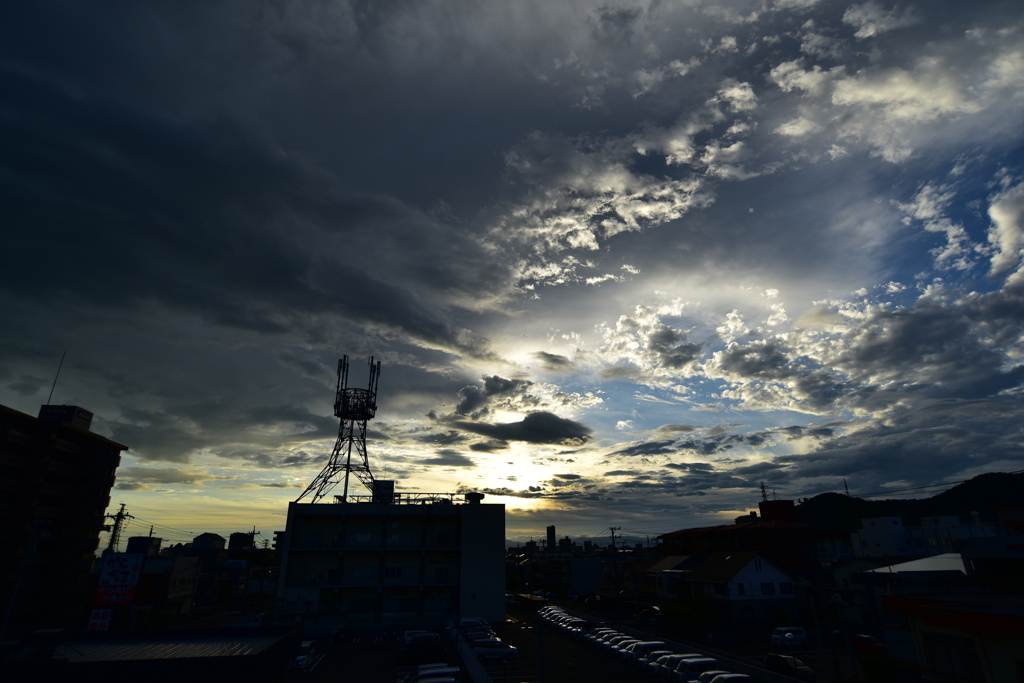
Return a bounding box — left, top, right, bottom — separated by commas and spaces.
435, 567, 449, 580
761, 583, 775, 595
754, 558, 763, 571
779, 582, 793, 595
383, 567, 402, 578
737, 583, 745, 596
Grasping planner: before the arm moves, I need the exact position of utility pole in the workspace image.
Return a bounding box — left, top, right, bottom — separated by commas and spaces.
844, 478, 850, 496
105, 503, 133, 554
760, 481, 769, 502
608, 527, 620, 551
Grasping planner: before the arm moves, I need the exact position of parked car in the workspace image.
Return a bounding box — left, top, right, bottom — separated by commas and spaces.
602, 635, 634, 652
611, 638, 641, 658
669, 657, 718, 683
771, 626, 808, 647
652, 654, 704, 680
688, 670, 731, 683
623, 641, 668, 665
636, 650, 674, 672
473, 640, 518, 661
851, 634, 888, 656
404, 667, 460, 683
764, 653, 815, 682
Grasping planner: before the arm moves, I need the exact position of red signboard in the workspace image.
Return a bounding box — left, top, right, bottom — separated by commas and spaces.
95, 553, 143, 605
87, 608, 112, 631
95, 584, 138, 605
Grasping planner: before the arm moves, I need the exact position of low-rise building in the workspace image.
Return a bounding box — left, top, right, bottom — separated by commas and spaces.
277, 494, 504, 627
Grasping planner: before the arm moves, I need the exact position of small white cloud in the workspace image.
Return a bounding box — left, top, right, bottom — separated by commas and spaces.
987, 179, 1024, 279
616, 420, 634, 430
843, 2, 919, 39
775, 116, 821, 137
774, 0, 820, 9
715, 79, 758, 112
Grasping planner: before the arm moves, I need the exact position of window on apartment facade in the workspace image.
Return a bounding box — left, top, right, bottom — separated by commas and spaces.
761, 583, 775, 595
383, 567, 403, 578
754, 558, 763, 571
737, 583, 745, 596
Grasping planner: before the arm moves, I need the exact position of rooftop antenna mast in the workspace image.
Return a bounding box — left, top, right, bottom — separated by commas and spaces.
297, 355, 381, 503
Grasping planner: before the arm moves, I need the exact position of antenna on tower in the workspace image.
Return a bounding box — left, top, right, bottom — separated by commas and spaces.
297, 355, 382, 503
46, 350, 67, 405
760, 481, 769, 502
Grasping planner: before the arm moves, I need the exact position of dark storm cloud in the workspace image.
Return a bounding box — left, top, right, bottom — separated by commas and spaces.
457, 485, 546, 499
450, 411, 593, 444
0, 66, 511, 361
118, 466, 230, 486
729, 461, 789, 476
416, 430, 472, 446
646, 325, 703, 369
600, 366, 642, 380
612, 439, 678, 457
420, 450, 477, 468
655, 424, 699, 434
107, 400, 337, 465
663, 462, 715, 472
777, 397, 1024, 486
775, 425, 835, 440
832, 287, 1024, 401
211, 447, 321, 470
456, 376, 533, 416
469, 439, 510, 452
533, 351, 577, 373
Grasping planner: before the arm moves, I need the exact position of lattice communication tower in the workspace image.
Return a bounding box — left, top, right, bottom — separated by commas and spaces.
297, 355, 381, 503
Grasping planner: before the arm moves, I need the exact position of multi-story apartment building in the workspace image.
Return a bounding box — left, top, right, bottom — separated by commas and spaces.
1, 403, 127, 636
277, 493, 504, 627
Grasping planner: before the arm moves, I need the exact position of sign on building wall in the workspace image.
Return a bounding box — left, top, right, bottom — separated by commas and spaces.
95, 552, 143, 605
87, 608, 112, 631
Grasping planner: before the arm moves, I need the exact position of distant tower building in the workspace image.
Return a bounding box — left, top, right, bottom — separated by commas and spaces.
1, 403, 127, 636
559, 536, 572, 553
583, 540, 593, 552
547, 525, 556, 551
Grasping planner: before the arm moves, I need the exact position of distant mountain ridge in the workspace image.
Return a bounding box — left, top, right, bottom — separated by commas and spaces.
793, 471, 1024, 533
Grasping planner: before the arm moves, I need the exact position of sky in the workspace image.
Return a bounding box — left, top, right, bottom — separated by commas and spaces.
2, 0, 1023, 548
